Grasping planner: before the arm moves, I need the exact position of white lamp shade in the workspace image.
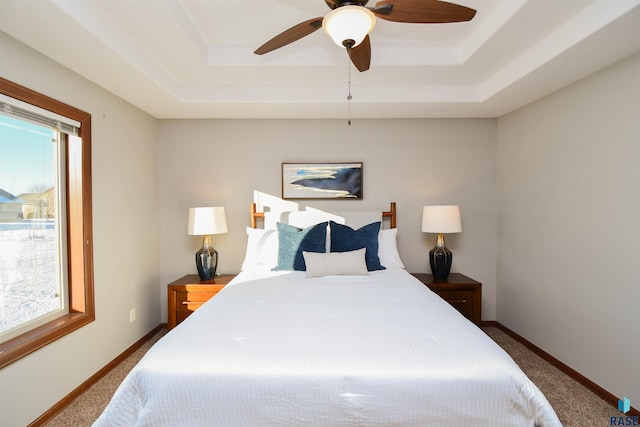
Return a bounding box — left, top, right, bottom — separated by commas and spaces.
322, 5, 376, 48
422, 205, 462, 233
188, 207, 228, 235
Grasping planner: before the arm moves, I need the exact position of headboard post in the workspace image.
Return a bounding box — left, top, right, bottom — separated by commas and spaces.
250, 202, 264, 229
383, 202, 397, 229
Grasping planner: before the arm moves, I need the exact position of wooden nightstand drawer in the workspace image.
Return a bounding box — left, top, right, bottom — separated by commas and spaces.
435, 290, 475, 320
411, 273, 482, 325
168, 274, 236, 330
174, 285, 225, 313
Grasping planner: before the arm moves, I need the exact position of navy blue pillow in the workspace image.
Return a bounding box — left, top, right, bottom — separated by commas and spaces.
272, 222, 328, 271
329, 221, 385, 271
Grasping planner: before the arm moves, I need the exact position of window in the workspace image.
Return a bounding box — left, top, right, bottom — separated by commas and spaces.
0, 78, 94, 368
0, 117, 68, 341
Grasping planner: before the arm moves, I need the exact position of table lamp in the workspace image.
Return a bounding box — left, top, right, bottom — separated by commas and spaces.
421, 205, 462, 281
188, 207, 227, 280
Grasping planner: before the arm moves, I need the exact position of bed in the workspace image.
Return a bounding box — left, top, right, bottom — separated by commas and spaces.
94, 203, 561, 427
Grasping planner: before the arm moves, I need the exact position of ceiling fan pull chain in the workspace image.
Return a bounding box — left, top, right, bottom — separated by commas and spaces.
347, 49, 353, 125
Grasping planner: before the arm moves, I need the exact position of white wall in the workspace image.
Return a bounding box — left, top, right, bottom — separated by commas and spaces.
497, 53, 640, 406
0, 33, 160, 427
157, 118, 498, 321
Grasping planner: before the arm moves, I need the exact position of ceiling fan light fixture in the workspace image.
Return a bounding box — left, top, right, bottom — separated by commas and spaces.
322, 5, 376, 48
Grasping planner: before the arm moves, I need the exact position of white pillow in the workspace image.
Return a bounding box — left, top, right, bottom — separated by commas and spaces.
303, 248, 369, 278
378, 228, 405, 269
241, 227, 278, 271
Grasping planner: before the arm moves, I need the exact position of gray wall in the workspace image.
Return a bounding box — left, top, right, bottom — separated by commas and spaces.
157, 118, 498, 321
497, 53, 640, 406
0, 33, 160, 427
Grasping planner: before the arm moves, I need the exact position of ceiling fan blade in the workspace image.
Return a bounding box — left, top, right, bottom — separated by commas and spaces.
372, 0, 476, 23
348, 35, 371, 72
254, 17, 324, 55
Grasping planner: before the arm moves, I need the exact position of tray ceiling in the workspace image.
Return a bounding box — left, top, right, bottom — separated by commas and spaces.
1, 0, 639, 119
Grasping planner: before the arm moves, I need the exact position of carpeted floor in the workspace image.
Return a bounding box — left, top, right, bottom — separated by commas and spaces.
44, 326, 620, 426
483, 327, 619, 426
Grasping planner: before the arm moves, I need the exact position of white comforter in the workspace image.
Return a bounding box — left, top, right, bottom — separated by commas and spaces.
94, 269, 561, 427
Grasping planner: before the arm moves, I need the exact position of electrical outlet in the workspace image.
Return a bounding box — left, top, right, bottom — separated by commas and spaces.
129, 308, 136, 323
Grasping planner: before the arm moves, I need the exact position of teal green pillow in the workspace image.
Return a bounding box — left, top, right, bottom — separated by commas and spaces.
272, 222, 328, 271
329, 221, 385, 271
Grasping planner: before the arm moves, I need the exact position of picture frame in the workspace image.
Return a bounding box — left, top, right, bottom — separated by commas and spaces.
282, 162, 363, 200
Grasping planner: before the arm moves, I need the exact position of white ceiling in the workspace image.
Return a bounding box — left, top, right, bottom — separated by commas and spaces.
1, 0, 639, 119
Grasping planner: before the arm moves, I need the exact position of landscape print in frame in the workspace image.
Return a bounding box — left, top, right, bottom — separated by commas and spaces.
282, 162, 363, 200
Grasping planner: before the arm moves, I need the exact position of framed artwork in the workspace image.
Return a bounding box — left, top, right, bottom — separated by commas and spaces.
282, 162, 363, 200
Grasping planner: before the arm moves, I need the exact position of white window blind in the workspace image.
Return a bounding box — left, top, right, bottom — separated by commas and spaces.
0, 93, 80, 136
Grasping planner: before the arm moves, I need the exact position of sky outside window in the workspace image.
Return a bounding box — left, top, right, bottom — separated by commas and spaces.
0, 115, 54, 197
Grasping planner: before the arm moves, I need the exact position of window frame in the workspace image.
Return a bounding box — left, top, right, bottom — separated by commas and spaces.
0, 77, 94, 369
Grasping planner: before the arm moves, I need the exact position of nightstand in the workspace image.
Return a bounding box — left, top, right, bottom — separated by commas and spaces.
167, 274, 236, 330
411, 273, 482, 325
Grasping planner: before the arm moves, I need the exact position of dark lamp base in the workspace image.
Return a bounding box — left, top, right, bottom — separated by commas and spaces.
195, 245, 218, 281
429, 245, 452, 282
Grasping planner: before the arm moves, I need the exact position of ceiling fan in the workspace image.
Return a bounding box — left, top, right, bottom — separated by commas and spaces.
254, 0, 477, 72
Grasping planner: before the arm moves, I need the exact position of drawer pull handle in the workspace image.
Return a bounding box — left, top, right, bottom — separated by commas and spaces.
182, 301, 205, 305
449, 299, 467, 304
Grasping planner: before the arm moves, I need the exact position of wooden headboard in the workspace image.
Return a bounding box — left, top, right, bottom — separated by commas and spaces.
250, 202, 396, 229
